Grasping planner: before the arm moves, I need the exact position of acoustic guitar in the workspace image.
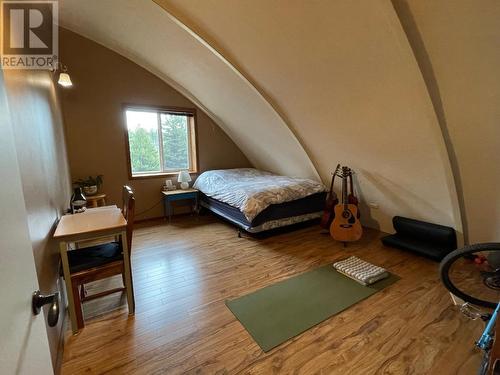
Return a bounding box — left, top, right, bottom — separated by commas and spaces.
319, 164, 341, 229
330, 167, 363, 243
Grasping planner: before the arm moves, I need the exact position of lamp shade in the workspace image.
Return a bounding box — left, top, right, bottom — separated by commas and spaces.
177, 170, 192, 190
177, 170, 192, 183
58, 72, 73, 87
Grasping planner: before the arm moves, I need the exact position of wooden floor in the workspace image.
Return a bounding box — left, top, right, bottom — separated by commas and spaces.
62, 215, 483, 374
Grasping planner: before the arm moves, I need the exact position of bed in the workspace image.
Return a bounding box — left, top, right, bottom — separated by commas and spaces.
193, 168, 327, 233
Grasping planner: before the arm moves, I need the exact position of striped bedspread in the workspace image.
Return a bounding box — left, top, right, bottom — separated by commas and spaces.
193, 168, 326, 222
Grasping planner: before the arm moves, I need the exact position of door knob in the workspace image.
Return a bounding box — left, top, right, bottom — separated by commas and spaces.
32, 290, 60, 327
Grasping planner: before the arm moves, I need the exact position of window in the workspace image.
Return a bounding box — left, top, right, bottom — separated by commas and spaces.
124, 106, 197, 178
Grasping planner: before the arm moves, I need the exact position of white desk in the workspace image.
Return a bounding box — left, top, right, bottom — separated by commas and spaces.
54, 208, 134, 333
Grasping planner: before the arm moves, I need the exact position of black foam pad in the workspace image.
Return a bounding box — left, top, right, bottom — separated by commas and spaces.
392, 216, 457, 249
382, 216, 457, 261
381, 234, 449, 261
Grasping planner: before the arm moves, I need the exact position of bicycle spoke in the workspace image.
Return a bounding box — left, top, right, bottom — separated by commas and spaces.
440, 243, 500, 309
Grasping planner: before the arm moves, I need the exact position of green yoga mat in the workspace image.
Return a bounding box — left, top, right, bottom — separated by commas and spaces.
226, 264, 398, 352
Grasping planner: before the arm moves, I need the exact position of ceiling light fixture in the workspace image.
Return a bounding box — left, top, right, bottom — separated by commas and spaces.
50, 61, 73, 88
57, 72, 73, 87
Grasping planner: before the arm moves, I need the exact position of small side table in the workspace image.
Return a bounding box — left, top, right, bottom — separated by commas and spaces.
86, 193, 107, 208
162, 188, 198, 222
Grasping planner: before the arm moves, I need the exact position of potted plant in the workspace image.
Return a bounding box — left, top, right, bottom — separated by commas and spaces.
74, 175, 103, 196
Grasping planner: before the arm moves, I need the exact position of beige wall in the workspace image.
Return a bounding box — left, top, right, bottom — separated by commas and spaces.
4, 70, 72, 372
153, 0, 462, 236
58, 0, 464, 237
394, 0, 500, 243
59, 28, 251, 220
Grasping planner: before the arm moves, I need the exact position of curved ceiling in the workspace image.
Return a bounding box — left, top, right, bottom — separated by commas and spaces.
58, 0, 319, 181
58, 0, 462, 235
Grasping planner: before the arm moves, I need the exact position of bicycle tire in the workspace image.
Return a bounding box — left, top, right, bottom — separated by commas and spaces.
478, 352, 490, 375
440, 243, 500, 309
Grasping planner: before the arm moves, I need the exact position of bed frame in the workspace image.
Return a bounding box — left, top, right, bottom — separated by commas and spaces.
199, 192, 327, 234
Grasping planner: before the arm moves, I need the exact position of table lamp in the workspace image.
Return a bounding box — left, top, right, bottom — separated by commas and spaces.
177, 170, 192, 190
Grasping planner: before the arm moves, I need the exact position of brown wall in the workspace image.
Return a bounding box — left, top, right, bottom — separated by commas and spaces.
4, 69, 72, 373
59, 28, 251, 220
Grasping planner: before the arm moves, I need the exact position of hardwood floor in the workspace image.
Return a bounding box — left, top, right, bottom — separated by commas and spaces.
62, 215, 483, 374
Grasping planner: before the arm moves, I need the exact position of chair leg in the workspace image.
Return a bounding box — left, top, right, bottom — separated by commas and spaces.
80, 284, 86, 300
71, 280, 85, 330
121, 272, 126, 288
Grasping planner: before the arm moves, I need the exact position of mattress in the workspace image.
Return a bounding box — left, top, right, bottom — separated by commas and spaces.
193, 168, 326, 222
200, 192, 326, 233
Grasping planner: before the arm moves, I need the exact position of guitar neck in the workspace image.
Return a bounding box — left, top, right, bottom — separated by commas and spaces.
342, 173, 348, 209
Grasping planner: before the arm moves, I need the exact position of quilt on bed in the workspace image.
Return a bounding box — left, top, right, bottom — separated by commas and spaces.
193, 168, 326, 222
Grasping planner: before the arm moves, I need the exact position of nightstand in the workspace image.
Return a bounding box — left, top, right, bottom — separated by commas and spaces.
161, 188, 199, 222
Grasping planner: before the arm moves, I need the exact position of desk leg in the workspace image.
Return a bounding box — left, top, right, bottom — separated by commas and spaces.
163, 197, 169, 222
59, 242, 79, 334
121, 230, 135, 314
168, 200, 172, 223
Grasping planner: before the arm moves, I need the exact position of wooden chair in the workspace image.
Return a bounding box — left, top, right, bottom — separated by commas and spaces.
68, 186, 135, 330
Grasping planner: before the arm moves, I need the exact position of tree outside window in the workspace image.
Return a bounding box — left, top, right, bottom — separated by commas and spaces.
125, 107, 197, 178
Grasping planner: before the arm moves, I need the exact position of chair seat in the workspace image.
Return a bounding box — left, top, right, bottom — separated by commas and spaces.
68, 242, 123, 273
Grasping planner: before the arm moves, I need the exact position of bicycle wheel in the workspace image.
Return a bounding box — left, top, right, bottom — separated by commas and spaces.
478, 352, 490, 375
440, 243, 500, 309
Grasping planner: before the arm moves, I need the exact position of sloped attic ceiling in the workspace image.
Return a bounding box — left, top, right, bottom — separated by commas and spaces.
58, 0, 318, 181
58, 0, 462, 236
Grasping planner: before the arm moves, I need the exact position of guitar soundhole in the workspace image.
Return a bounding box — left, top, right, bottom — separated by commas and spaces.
348, 213, 355, 224
342, 209, 356, 224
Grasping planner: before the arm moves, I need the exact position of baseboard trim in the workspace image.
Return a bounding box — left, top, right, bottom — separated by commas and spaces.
134, 215, 165, 224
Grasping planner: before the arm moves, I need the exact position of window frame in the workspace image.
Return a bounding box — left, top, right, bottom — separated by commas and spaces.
123, 104, 198, 180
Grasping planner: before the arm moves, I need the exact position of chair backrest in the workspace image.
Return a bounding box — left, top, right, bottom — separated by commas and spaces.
122, 185, 135, 252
